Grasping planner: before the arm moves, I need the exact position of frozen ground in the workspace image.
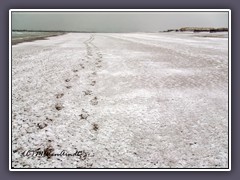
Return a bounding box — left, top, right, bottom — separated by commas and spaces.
11, 32, 229, 168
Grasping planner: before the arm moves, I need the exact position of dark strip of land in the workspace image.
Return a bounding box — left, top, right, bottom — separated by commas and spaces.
12, 32, 65, 45
162, 27, 228, 33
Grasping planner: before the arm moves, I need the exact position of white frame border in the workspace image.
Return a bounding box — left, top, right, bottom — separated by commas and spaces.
9, 9, 231, 171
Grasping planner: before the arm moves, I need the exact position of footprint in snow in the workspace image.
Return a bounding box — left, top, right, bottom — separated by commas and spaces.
66, 85, 72, 89
90, 80, 96, 86
55, 93, 64, 99
37, 122, 48, 129
55, 103, 64, 111
83, 90, 92, 96
79, 109, 89, 120
90, 97, 98, 105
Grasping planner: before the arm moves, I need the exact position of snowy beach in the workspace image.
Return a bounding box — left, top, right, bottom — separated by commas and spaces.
11, 32, 229, 168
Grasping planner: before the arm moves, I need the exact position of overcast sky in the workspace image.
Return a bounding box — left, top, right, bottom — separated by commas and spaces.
12, 12, 228, 32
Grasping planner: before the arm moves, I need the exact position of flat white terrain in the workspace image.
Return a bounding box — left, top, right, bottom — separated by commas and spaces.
11, 32, 229, 168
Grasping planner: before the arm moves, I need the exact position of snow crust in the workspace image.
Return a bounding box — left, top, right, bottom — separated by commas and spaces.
12, 32, 228, 168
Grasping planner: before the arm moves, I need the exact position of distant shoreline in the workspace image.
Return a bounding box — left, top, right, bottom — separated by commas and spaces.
162, 27, 228, 33
11, 28, 228, 45
12, 27, 229, 34
12, 32, 65, 45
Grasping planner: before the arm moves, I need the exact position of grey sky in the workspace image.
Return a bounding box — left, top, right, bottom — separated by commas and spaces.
12, 12, 228, 32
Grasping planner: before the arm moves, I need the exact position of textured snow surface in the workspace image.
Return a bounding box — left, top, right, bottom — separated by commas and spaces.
12, 32, 229, 168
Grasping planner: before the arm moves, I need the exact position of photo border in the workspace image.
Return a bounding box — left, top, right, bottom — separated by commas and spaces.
9, 9, 231, 171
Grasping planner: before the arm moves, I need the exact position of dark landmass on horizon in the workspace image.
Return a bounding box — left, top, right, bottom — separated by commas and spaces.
12, 32, 65, 45
162, 27, 228, 33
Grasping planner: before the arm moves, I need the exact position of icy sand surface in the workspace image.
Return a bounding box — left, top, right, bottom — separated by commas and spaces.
12, 32, 228, 168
